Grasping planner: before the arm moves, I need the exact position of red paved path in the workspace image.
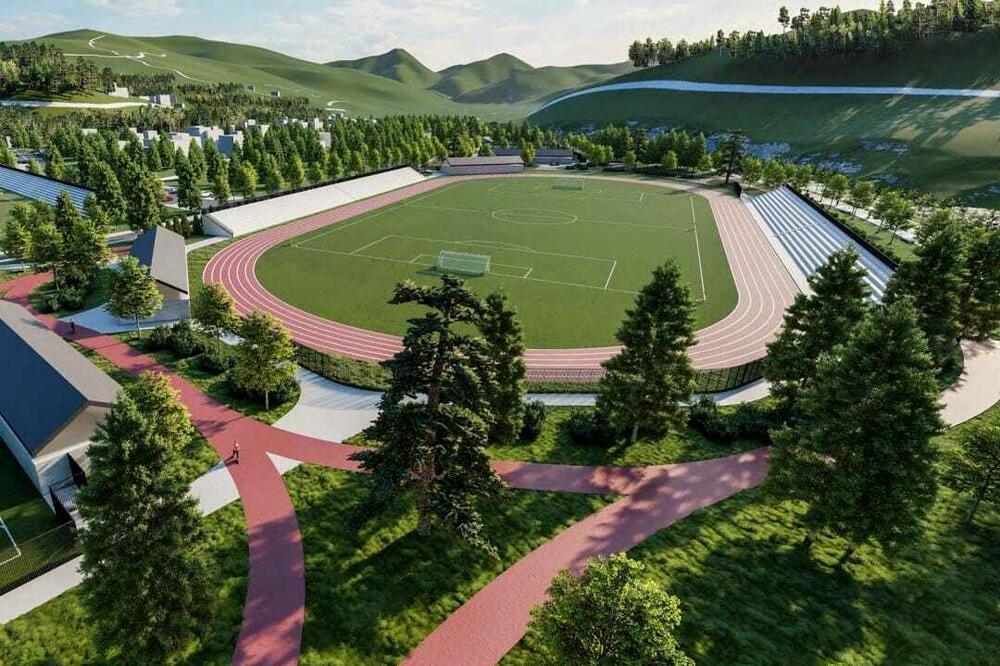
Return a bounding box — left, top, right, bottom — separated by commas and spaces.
204, 176, 798, 380
4, 270, 770, 665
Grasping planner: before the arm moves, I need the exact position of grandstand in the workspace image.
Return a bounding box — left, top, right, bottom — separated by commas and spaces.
0, 165, 92, 211
746, 186, 893, 300
201, 167, 426, 237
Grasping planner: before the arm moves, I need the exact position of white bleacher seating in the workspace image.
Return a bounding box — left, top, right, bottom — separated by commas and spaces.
0, 165, 91, 210
746, 186, 893, 301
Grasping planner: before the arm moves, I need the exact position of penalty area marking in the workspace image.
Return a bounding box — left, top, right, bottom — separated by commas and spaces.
491, 208, 578, 225
0, 516, 21, 567
691, 196, 707, 303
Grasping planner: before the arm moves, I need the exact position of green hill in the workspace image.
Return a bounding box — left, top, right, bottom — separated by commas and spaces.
327, 48, 440, 88
532, 33, 1000, 205
432, 53, 534, 98
456, 63, 633, 104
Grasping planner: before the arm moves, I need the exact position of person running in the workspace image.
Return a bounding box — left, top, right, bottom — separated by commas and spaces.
231, 438, 240, 464
68, 318, 76, 335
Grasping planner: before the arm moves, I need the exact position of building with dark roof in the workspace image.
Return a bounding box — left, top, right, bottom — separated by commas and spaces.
129, 225, 191, 322
0, 300, 120, 514
535, 148, 577, 166
440, 155, 524, 176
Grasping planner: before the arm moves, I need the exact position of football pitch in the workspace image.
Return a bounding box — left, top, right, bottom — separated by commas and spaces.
256, 177, 738, 347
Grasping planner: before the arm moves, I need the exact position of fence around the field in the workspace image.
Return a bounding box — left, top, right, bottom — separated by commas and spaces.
0, 522, 79, 595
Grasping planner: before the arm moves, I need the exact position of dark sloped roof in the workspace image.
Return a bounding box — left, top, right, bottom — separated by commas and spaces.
0, 301, 119, 456
537, 148, 574, 158
444, 155, 524, 167
130, 225, 189, 294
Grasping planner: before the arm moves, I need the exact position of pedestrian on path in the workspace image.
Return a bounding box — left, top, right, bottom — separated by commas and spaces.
231, 438, 240, 464
69, 318, 76, 335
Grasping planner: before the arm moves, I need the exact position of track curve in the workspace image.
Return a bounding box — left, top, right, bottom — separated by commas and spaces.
204, 176, 798, 380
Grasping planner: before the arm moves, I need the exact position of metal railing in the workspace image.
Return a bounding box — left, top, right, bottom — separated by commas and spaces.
0, 521, 80, 595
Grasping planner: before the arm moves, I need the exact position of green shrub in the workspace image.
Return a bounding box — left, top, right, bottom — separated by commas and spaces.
168, 320, 202, 358
688, 396, 773, 443
567, 409, 615, 447
520, 400, 548, 440
226, 374, 297, 407
199, 345, 236, 374
147, 325, 173, 350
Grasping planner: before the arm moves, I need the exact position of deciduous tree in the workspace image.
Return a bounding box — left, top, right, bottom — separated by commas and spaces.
191, 282, 238, 350
106, 255, 163, 337
231, 309, 296, 410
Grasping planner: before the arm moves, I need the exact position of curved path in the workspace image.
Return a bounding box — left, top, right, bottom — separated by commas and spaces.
204, 175, 798, 380
537, 78, 1000, 113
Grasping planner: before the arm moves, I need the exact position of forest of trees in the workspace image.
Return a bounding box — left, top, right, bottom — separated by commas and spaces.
629, 1, 1000, 66
0, 41, 100, 96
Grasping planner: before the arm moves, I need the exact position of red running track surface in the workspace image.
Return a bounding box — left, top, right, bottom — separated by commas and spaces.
203, 176, 799, 381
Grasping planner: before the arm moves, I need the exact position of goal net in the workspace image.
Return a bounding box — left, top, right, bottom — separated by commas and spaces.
436, 250, 491, 276
554, 178, 585, 190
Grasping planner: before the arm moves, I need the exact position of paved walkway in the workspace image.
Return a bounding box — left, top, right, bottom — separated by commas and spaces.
537, 79, 1000, 113
941, 339, 1000, 426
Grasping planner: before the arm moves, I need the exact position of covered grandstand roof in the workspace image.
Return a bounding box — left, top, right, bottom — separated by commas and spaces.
131, 225, 189, 294
443, 156, 524, 167
0, 165, 92, 210
0, 300, 119, 457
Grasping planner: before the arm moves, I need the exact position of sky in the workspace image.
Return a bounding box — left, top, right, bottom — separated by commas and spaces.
2, 0, 883, 70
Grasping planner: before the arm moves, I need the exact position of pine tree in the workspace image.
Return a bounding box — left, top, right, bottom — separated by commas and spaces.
944, 422, 1000, 526
479, 291, 526, 444
350, 276, 503, 556
231, 310, 296, 410
89, 161, 127, 229
886, 209, 966, 367
958, 222, 1000, 340
106, 255, 163, 337
123, 162, 163, 231
597, 260, 696, 442
263, 155, 285, 193
529, 553, 694, 666
326, 150, 345, 179
286, 153, 306, 189
46, 146, 67, 180
307, 160, 325, 185
78, 372, 215, 663
767, 300, 943, 562
765, 248, 870, 412
661, 150, 678, 172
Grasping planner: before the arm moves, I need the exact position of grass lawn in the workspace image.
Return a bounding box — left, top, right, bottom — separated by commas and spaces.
485, 407, 757, 467
0, 501, 248, 666
822, 205, 919, 264
0, 188, 27, 236
120, 334, 300, 425
256, 176, 738, 348
287, 464, 612, 664
507, 402, 1000, 665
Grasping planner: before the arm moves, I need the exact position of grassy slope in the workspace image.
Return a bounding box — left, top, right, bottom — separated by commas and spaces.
457, 63, 633, 104
432, 53, 535, 98
33, 30, 531, 120
532, 34, 1000, 204
326, 48, 440, 88
254, 176, 737, 347
507, 402, 1000, 665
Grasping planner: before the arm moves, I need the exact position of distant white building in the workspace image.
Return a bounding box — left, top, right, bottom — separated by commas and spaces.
148, 93, 172, 107
318, 131, 332, 149
216, 132, 244, 157
441, 155, 524, 176
108, 83, 129, 98
308, 117, 323, 130
80, 128, 98, 136
270, 90, 281, 98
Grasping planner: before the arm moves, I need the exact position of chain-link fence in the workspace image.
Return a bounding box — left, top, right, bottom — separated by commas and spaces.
0, 521, 79, 595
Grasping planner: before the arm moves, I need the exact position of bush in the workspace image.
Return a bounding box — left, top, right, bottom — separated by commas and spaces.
147, 325, 173, 350
688, 396, 773, 443
168, 320, 202, 358
199, 344, 236, 374
226, 374, 298, 407
567, 409, 615, 447
520, 400, 547, 440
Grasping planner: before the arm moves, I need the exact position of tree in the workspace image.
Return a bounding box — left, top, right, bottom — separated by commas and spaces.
89, 161, 127, 228
0, 212, 31, 259
83, 194, 112, 235
886, 209, 966, 367
521, 140, 536, 166
57, 195, 107, 295
326, 150, 345, 180
871, 190, 914, 242
78, 372, 215, 663
106, 255, 163, 337
231, 310, 296, 410
27, 158, 42, 175
767, 299, 942, 562
696, 152, 714, 172
263, 155, 285, 193
307, 160, 325, 185
623, 150, 637, 171
661, 150, 678, 172
718, 130, 744, 183
762, 159, 787, 188
958, 222, 1000, 339
779, 5, 792, 31
187, 140, 207, 182
175, 154, 201, 210
211, 167, 232, 204
765, 248, 869, 412
191, 282, 238, 350
944, 422, 1000, 526
350, 276, 503, 555
235, 162, 258, 199
848, 180, 877, 217
740, 156, 763, 184
597, 260, 696, 442
0, 140, 15, 167
286, 153, 305, 189
528, 553, 693, 666
822, 173, 849, 205
123, 162, 163, 231
46, 146, 66, 180
479, 291, 526, 443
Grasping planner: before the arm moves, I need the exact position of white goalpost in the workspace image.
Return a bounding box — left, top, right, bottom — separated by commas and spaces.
554, 177, 585, 190
436, 250, 492, 276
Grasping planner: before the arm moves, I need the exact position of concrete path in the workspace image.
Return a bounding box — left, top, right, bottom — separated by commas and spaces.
941, 339, 1000, 426
58, 304, 184, 335
538, 79, 1000, 113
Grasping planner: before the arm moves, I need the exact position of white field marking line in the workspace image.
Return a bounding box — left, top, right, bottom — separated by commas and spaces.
603, 260, 618, 290
691, 196, 707, 303
291, 244, 636, 295
639, 192, 645, 203
390, 234, 617, 263
0, 516, 22, 567
409, 202, 687, 232
488, 187, 641, 204
350, 235, 394, 256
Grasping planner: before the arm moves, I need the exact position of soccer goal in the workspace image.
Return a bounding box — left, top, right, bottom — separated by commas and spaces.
554, 178, 585, 191
436, 250, 491, 276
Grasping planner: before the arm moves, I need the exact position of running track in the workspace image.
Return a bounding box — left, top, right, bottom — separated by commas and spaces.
203, 176, 799, 381
3, 269, 770, 666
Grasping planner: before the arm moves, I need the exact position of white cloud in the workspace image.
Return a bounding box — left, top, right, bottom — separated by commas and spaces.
85, 0, 183, 18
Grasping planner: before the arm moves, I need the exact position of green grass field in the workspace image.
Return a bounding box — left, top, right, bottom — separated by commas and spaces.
0, 188, 27, 236
256, 177, 737, 347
